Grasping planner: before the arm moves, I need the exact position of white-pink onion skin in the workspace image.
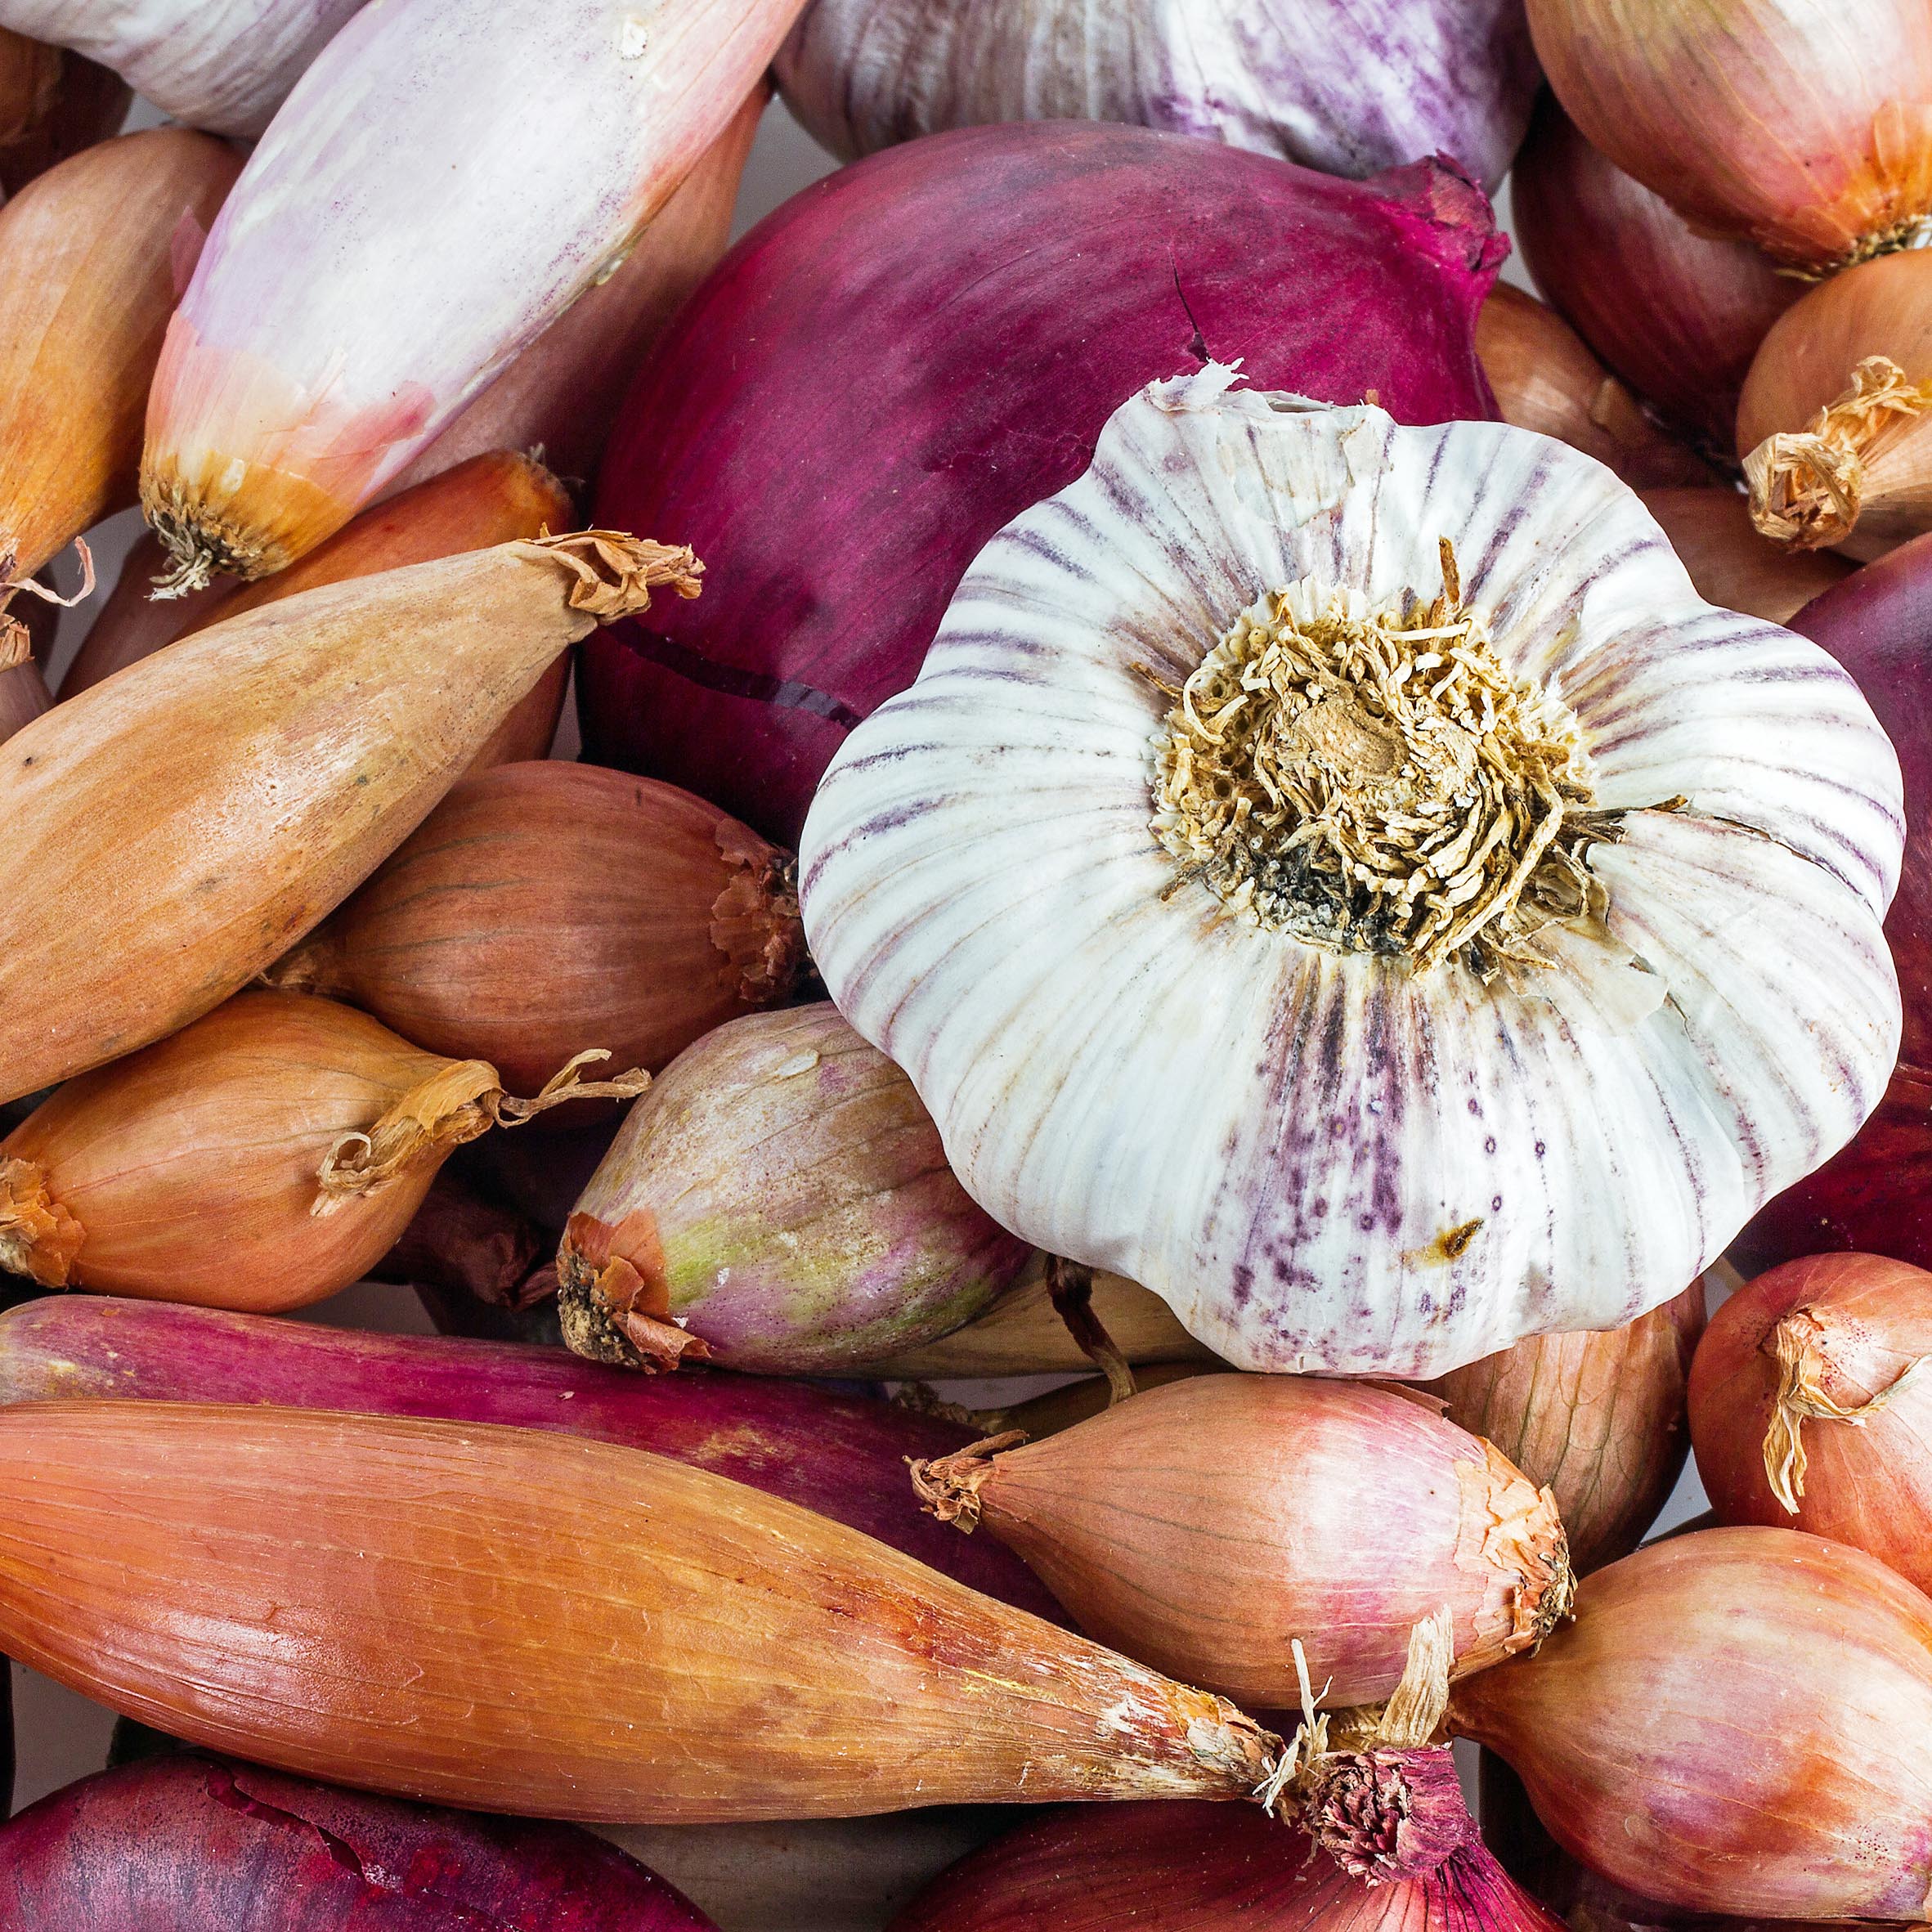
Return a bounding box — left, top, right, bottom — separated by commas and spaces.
141, 0, 804, 585
0, 0, 364, 136
1455, 1525, 1932, 1919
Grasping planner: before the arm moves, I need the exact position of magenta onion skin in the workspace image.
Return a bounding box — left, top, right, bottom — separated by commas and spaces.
0, 1295, 1068, 1625
1735, 532, 1932, 1272
0, 1754, 716, 1928
585, 123, 1505, 841
889, 1795, 1563, 1932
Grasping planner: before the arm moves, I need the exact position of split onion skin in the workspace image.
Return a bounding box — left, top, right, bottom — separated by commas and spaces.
269, 761, 805, 1099
0, 530, 696, 1105
1421, 1283, 1706, 1573
0, 1401, 1277, 1822
0, 31, 129, 199
0, 1753, 720, 1930
1510, 93, 1798, 451
0, 1293, 1069, 1623
912, 1373, 1571, 1710
1454, 1525, 1932, 1918
585, 123, 1504, 843
1638, 489, 1853, 626
1690, 1253, 1932, 1593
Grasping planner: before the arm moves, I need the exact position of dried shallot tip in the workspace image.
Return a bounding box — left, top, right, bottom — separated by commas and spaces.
801, 365, 1903, 1376
0, 1401, 1280, 1821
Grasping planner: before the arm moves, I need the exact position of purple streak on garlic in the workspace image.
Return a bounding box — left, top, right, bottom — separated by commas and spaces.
777, 0, 1540, 192
0, 0, 365, 136
800, 367, 1903, 1378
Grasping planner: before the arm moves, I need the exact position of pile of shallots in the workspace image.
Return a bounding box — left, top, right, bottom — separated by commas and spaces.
2, 0, 1932, 1927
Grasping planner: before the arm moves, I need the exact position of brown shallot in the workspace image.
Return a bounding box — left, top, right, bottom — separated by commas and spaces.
0, 31, 128, 198
0, 1400, 1280, 1822
1640, 488, 1853, 625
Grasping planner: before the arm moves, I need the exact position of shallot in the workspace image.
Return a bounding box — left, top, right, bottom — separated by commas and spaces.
1640, 488, 1852, 625
0, 31, 128, 197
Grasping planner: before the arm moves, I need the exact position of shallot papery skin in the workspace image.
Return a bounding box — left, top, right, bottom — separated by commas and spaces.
1454, 1525, 1932, 1918
0, 32, 129, 198
0, 1755, 719, 1929
776, 0, 1539, 191
0, 1294, 1068, 1622
909, 1373, 1571, 1710
1690, 1253, 1932, 1593
585, 123, 1505, 844
1639, 489, 1853, 628
0, 1401, 1278, 1821
140, 0, 803, 589
0, 0, 363, 136
889, 1797, 1563, 1932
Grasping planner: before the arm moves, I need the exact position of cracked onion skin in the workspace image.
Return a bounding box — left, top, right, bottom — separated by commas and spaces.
585, 123, 1504, 843
1454, 1525, 1932, 1918
912, 1373, 1571, 1710
1421, 1282, 1706, 1572
267, 762, 805, 1099
0, 1294, 1068, 1623
1690, 1253, 1932, 1594
0, 1754, 719, 1929
0, 1401, 1278, 1822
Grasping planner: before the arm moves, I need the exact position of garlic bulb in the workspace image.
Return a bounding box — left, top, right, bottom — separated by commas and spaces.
800, 369, 1903, 1378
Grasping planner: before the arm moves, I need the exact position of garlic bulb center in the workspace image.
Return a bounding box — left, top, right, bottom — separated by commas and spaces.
1150, 544, 1620, 979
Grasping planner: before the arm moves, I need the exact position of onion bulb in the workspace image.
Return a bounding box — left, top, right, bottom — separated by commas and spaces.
0, 988, 649, 1313
0, 529, 699, 1106
1640, 488, 1854, 625
0, 1400, 1280, 1821
267, 760, 806, 1097
1525, 0, 1932, 273
1455, 1524, 1932, 1918
910, 1372, 1571, 1710
0, 32, 128, 198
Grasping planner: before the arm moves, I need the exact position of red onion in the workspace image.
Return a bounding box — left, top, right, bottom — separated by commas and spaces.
1454, 1525, 1932, 1918
0, 1293, 1067, 1623
0, 1754, 719, 1928
585, 123, 1505, 841
1511, 94, 1799, 451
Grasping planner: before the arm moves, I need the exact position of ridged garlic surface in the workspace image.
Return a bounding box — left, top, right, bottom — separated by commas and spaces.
777, 0, 1540, 191
800, 370, 1904, 1378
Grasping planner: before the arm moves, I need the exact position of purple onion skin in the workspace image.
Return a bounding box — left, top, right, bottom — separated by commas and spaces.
0, 1297, 1068, 1625
585, 121, 1505, 842
0, 1754, 715, 1930
1735, 536, 1932, 1272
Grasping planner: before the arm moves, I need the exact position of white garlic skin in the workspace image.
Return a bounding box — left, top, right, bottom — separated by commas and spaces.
800, 370, 1904, 1379
777, 0, 1541, 192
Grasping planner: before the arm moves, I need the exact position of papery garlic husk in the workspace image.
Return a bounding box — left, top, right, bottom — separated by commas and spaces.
0, 530, 702, 1105
0, 1401, 1280, 1821
776, 0, 1538, 192
267, 760, 806, 1099
139, 0, 804, 589
1421, 1280, 1706, 1573
1525, 0, 1932, 273
1640, 488, 1854, 626
1739, 252, 1932, 561
0, 31, 128, 197
560, 1004, 1032, 1374
0, 129, 239, 594
800, 366, 1903, 1377
908, 1373, 1571, 1710
0, 988, 649, 1312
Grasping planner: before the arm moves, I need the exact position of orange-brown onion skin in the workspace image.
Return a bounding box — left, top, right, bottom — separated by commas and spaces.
0, 1401, 1275, 1822
888, 1799, 1564, 1932
1, 990, 470, 1311
274, 762, 803, 1096
1453, 1525, 1932, 1918
1510, 93, 1799, 449
1639, 489, 1854, 625
1474, 284, 1713, 488
1420, 1283, 1706, 1573
1690, 1253, 1932, 1591
0, 33, 130, 199
1524, 0, 1932, 271
929, 1374, 1567, 1709
1737, 250, 1932, 561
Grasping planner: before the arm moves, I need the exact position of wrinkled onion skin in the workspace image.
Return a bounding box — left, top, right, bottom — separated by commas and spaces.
889, 1799, 1564, 1932
585, 123, 1503, 842
1455, 1526, 1932, 1918
0, 1755, 718, 1930
1690, 1253, 1932, 1593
